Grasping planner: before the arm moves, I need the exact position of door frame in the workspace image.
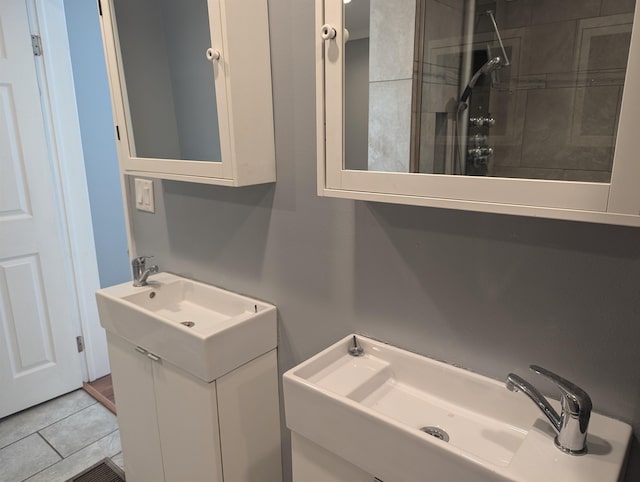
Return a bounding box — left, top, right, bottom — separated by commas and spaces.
26, 0, 111, 381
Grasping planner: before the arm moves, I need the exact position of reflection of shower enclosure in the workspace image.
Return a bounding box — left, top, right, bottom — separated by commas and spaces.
344, 0, 636, 182
415, 0, 509, 176
416, 0, 636, 181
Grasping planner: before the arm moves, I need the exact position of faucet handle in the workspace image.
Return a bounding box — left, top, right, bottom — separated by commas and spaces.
530, 365, 592, 417
132, 255, 153, 266
531, 365, 592, 454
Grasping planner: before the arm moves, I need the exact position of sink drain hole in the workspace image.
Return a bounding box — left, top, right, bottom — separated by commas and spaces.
420, 426, 449, 442
181, 321, 195, 328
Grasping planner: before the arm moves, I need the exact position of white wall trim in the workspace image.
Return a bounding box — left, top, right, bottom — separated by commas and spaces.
27, 0, 110, 381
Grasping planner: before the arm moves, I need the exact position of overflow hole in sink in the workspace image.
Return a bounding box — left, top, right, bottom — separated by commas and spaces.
149, 291, 156, 299
181, 321, 195, 328
420, 426, 449, 442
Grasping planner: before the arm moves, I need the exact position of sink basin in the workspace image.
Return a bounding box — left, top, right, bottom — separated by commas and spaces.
284, 335, 631, 482
97, 272, 276, 382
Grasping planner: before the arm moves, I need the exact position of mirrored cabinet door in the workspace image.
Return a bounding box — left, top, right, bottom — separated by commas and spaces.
100, 0, 275, 186
317, 0, 640, 226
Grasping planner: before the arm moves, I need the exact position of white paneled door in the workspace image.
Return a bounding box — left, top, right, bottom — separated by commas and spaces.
0, 0, 83, 417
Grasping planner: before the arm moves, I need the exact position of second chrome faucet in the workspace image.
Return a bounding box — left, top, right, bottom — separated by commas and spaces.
506, 365, 592, 455
132, 255, 159, 287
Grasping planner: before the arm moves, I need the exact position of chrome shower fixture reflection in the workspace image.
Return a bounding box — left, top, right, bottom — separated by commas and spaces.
458, 56, 503, 108
484, 10, 510, 68
458, 9, 511, 110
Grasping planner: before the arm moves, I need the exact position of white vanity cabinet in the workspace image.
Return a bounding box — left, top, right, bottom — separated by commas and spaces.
99, 0, 275, 186
107, 333, 282, 482
292, 434, 378, 482
317, 0, 640, 226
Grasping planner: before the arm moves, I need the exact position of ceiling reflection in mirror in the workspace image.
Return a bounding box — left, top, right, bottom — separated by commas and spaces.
113, 0, 222, 162
344, 0, 636, 182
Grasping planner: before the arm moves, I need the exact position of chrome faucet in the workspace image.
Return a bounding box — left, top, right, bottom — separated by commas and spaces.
506, 365, 592, 455
131, 256, 159, 287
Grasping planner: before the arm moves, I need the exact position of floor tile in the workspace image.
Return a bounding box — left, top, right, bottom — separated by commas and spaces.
25, 431, 121, 482
39, 403, 118, 457
0, 390, 96, 449
110, 452, 125, 471
0, 433, 60, 482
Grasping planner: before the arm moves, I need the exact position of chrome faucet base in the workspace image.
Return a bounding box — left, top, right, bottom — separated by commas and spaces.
133, 271, 158, 287
555, 436, 587, 456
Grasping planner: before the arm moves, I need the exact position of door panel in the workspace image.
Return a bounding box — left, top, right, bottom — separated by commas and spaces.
0, 0, 83, 417
0, 256, 55, 373
0, 85, 30, 216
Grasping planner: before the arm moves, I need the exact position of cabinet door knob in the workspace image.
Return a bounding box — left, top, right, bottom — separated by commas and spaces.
206, 48, 221, 61
320, 24, 337, 40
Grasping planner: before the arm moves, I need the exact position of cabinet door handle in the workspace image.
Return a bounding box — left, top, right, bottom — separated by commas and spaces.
135, 346, 147, 354
146, 352, 160, 362
320, 24, 337, 40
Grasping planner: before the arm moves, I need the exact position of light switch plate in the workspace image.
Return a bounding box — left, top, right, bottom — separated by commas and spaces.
134, 178, 155, 213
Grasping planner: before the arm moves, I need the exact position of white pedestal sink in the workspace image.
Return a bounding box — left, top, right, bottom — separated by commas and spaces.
97, 273, 282, 482
284, 335, 631, 482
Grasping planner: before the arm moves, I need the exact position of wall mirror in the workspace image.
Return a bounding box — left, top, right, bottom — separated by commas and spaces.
99, 0, 275, 186
318, 0, 640, 225
112, 0, 222, 163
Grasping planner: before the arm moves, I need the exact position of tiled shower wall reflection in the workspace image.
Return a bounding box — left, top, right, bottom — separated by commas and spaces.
480, 0, 636, 181
368, 0, 416, 172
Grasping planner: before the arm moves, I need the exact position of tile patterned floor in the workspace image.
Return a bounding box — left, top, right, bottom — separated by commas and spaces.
0, 390, 123, 482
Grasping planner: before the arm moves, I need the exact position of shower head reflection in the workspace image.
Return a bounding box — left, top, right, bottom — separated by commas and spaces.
458, 56, 503, 108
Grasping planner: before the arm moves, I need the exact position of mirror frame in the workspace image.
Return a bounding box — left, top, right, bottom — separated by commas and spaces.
316, 0, 640, 226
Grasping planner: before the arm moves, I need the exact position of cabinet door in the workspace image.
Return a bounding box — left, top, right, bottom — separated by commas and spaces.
153, 360, 224, 482
216, 350, 282, 482
292, 433, 375, 482
106, 334, 165, 482
98, 0, 275, 186
317, 0, 640, 226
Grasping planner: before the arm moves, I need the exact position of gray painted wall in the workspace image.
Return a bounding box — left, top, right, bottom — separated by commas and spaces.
124, 0, 640, 480
64, 0, 129, 288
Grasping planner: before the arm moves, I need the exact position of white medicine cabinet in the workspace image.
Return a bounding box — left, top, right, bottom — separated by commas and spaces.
99, 0, 275, 186
317, 0, 640, 226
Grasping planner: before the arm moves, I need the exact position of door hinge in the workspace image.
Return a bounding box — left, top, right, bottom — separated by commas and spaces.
76, 336, 85, 353
115, 125, 121, 140
98, 0, 103, 16
31, 35, 43, 56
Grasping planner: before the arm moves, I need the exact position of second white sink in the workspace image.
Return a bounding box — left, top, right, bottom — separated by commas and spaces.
284, 335, 631, 482
97, 272, 276, 382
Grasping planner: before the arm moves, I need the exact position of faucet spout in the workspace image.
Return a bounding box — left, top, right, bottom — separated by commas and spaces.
507, 373, 561, 432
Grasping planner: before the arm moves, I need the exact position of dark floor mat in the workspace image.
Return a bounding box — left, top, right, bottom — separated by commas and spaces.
65, 457, 125, 482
